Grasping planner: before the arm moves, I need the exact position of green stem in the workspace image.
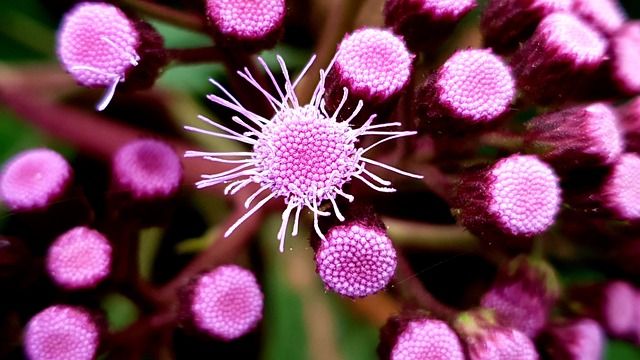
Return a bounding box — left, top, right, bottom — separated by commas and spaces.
385, 217, 478, 251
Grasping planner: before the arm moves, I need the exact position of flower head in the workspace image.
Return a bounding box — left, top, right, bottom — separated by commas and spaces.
24, 305, 101, 360
181, 265, 263, 341
572, 0, 627, 36
539, 318, 605, 360
601, 153, 640, 220
46, 226, 112, 290
185, 55, 421, 251
609, 22, 640, 96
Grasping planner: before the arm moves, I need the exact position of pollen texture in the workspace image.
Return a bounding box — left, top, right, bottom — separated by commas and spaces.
0, 148, 72, 211
206, 0, 285, 40
602, 153, 640, 220
538, 13, 607, 64
57, 2, 140, 87
46, 226, 112, 290
314, 223, 397, 298
391, 319, 465, 360
572, 0, 626, 35
24, 305, 100, 360
611, 22, 640, 95
487, 155, 561, 236
190, 265, 263, 341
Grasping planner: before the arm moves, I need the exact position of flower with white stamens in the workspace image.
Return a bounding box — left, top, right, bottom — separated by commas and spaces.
185, 55, 421, 251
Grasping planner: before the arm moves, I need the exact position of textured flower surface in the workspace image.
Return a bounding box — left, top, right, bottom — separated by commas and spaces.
611, 21, 640, 95
57, 2, 140, 110
206, 0, 285, 39
46, 226, 112, 290
189, 265, 263, 341
314, 222, 397, 298
185, 55, 421, 251
572, 0, 627, 35
468, 327, 538, 360
24, 305, 100, 360
390, 318, 464, 360
602, 153, 640, 220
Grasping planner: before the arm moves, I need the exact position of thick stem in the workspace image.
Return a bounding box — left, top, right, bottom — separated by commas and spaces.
121, 0, 207, 33
385, 217, 478, 251
166, 46, 224, 65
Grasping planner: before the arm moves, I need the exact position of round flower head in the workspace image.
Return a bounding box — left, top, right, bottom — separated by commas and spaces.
378, 316, 465, 360
453, 154, 561, 239
540, 318, 605, 360
205, 0, 285, 50
0, 148, 72, 212
524, 103, 623, 170
24, 305, 101, 360
46, 226, 112, 290
113, 139, 183, 200
609, 22, 640, 96
600, 153, 640, 220
572, 0, 627, 36
510, 12, 607, 104
184, 265, 263, 341
324, 28, 414, 119
568, 280, 636, 338
384, 0, 476, 53
314, 221, 396, 298
619, 96, 640, 153
480, 0, 572, 53
184, 55, 422, 251
417, 48, 515, 134
57, 2, 166, 111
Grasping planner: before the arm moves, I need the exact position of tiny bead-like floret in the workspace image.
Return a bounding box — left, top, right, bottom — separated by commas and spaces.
601, 153, 640, 220
481, 0, 572, 53
524, 103, 623, 170
314, 222, 396, 298
609, 22, 640, 96
417, 48, 515, 133
511, 12, 607, 104
46, 226, 112, 290
454, 154, 561, 238
113, 139, 183, 200
185, 55, 421, 251
206, 0, 285, 49
0, 148, 72, 212
572, 0, 627, 36
24, 305, 100, 360
384, 0, 476, 52
540, 318, 605, 360
188, 265, 263, 341
390, 318, 465, 360
57, 2, 140, 110
326, 28, 414, 110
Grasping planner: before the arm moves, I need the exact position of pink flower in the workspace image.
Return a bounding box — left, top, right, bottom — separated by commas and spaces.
572, 0, 627, 36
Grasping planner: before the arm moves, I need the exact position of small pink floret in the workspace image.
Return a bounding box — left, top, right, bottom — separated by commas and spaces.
113, 139, 183, 200
206, 0, 285, 39
57, 2, 140, 88
46, 226, 112, 290
335, 28, 413, 100
437, 49, 515, 122
24, 305, 100, 360
420, 0, 476, 17
611, 22, 640, 95
190, 265, 263, 341
488, 155, 561, 236
581, 103, 623, 164
537, 13, 607, 64
315, 223, 397, 298
602, 153, 640, 220
0, 148, 72, 211
572, 0, 627, 35
391, 319, 465, 360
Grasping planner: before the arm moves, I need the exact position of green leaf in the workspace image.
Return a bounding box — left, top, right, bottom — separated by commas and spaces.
100, 293, 140, 331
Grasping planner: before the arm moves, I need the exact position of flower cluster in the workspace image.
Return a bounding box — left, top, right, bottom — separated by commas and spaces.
1, 0, 640, 359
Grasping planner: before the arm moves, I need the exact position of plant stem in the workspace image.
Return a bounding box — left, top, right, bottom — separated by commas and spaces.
166, 46, 224, 64
121, 0, 207, 33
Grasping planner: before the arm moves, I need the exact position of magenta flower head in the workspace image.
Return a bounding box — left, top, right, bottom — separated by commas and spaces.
524, 103, 623, 171
597, 153, 640, 220
378, 314, 465, 360
567, 280, 637, 338
416, 48, 515, 135
453, 310, 539, 360
0, 148, 72, 212
324, 28, 414, 122
205, 0, 285, 51
112, 138, 183, 200
180, 264, 263, 341
24, 305, 101, 360
609, 22, 640, 96
311, 205, 396, 298
572, 0, 627, 36
45, 226, 112, 290
480, 255, 560, 337
619, 96, 640, 153
56, 2, 167, 111
452, 154, 561, 241
184, 55, 422, 251
510, 12, 607, 105
539, 318, 605, 360
384, 0, 476, 53
481, 0, 572, 54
